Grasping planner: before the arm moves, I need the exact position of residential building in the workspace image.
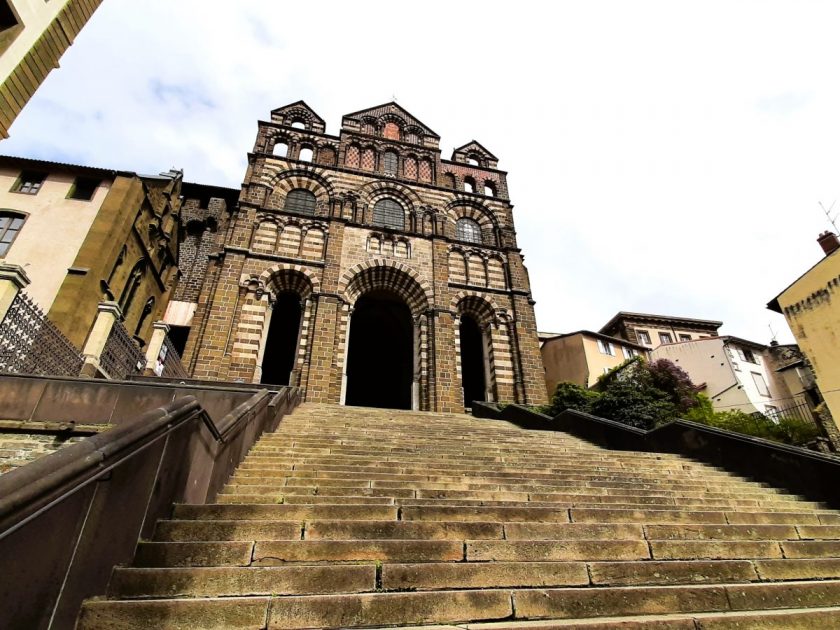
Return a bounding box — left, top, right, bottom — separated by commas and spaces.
0, 155, 181, 348
179, 101, 547, 411
600, 311, 723, 349
652, 336, 792, 417
768, 231, 840, 424
541, 330, 649, 394
1, 1, 103, 138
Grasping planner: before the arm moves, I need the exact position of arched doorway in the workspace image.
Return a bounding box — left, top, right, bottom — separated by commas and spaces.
260, 292, 302, 386
345, 290, 414, 409
460, 314, 488, 408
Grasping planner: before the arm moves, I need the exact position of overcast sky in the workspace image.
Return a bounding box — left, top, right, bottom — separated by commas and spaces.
4, 0, 840, 344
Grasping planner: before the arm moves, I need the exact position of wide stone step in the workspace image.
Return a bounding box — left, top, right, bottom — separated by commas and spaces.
77, 581, 840, 629
172, 503, 396, 521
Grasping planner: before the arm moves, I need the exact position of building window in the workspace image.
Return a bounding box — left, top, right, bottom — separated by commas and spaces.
298, 147, 313, 162
382, 151, 398, 176
13, 172, 46, 195
456, 218, 482, 244
273, 142, 288, 157
622, 347, 637, 360
484, 182, 496, 197
737, 347, 758, 364
444, 173, 456, 189
679, 334, 692, 342
372, 198, 404, 230
291, 119, 306, 129
752, 372, 771, 397
597, 339, 615, 356
284, 189, 317, 215
464, 177, 476, 193
0, 2, 18, 31
69, 177, 101, 201
467, 155, 481, 166
0, 211, 25, 256
636, 330, 651, 345
659, 332, 673, 344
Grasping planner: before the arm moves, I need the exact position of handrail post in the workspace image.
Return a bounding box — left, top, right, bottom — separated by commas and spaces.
80, 301, 122, 378
143, 321, 170, 376
0, 263, 30, 323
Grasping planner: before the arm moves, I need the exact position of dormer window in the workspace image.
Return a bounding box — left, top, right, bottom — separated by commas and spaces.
467, 156, 480, 166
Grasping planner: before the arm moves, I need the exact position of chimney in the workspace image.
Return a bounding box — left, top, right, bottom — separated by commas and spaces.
817, 231, 840, 257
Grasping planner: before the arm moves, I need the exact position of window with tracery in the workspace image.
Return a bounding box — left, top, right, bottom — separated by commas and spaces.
456, 218, 482, 244
284, 189, 317, 215
372, 198, 405, 230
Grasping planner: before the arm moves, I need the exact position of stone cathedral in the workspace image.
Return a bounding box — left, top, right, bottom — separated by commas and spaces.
179, 101, 547, 412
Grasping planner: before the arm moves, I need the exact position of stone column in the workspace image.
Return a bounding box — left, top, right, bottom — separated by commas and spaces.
80, 301, 122, 378
143, 321, 170, 376
0, 263, 30, 323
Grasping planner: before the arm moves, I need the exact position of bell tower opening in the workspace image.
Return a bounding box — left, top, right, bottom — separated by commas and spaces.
345, 290, 413, 409
261, 292, 303, 386
459, 314, 488, 408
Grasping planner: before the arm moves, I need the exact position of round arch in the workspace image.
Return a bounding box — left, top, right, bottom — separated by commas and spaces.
339, 259, 432, 317
261, 168, 334, 209
259, 264, 320, 300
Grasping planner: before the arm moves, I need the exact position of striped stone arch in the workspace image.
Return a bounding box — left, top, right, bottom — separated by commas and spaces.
445, 199, 499, 229
357, 179, 423, 210
339, 259, 432, 316
259, 264, 321, 300
451, 291, 501, 325
260, 166, 333, 198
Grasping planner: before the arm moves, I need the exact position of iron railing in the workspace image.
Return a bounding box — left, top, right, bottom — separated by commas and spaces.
0, 292, 83, 377
159, 334, 189, 378
99, 319, 146, 379
762, 400, 820, 426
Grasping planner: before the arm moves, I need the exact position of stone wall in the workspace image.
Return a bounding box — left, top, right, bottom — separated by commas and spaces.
0, 432, 86, 475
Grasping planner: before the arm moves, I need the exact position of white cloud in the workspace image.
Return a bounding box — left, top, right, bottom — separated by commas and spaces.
4, 0, 840, 344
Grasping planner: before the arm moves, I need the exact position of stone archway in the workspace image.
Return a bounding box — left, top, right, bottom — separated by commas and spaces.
339, 261, 432, 410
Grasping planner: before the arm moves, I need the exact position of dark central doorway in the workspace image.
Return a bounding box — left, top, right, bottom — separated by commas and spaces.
345, 290, 413, 409
261, 292, 302, 386
459, 315, 487, 408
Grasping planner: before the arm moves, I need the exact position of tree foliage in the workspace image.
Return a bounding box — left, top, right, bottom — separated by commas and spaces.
545, 359, 821, 446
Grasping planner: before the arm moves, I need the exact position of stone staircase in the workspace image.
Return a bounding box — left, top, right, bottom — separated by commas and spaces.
78, 403, 840, 628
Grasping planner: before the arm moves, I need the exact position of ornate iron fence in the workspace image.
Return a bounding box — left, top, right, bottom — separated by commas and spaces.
159, 334, 189, 378
100, 319, 146, 380
763, 401, 820, 427
0, 292, 84, 376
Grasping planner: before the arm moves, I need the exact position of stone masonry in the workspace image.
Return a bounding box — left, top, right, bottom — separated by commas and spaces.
181, 101, 547, 412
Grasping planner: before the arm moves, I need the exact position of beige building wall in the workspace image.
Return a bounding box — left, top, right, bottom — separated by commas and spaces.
631, 324, 709, 349
0, 0, 68, 83
542, 332, 645, 396
776, 251, 840, 420
0, 0, 103, 138
0, 166, 109, 310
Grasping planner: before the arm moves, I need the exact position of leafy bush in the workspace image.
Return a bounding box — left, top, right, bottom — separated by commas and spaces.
544, 382, 600, 417
588, 380, 676, 430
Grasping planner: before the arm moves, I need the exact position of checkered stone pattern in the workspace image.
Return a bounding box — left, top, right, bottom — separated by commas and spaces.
185, 102, 548, 409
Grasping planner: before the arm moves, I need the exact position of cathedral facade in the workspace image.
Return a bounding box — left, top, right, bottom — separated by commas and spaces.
181, 101, 546, 412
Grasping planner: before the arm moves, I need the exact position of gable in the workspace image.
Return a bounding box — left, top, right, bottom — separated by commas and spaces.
342, 102, 440, 139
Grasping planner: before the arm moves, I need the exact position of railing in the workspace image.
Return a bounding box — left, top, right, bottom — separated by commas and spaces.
0, 384, 302, 630
762, 400, 819, 426
159, 334, 189, 378
99, 317, 146, 379
0, 291, 84, 377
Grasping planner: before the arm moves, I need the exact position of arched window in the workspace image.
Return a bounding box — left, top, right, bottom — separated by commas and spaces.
467, 156, 480, 166
273, 141, 288, 157
298, 147, 313, 162
456, 218, 482, 244
464, 177, 476, 193
0, 211, 26, 256
284, 189, 317, 215
444, 173, 456, 189
291, 119, 306, 129
372, 198, 405, 230
383, 151, 398, 175
484, 181, 496, 197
